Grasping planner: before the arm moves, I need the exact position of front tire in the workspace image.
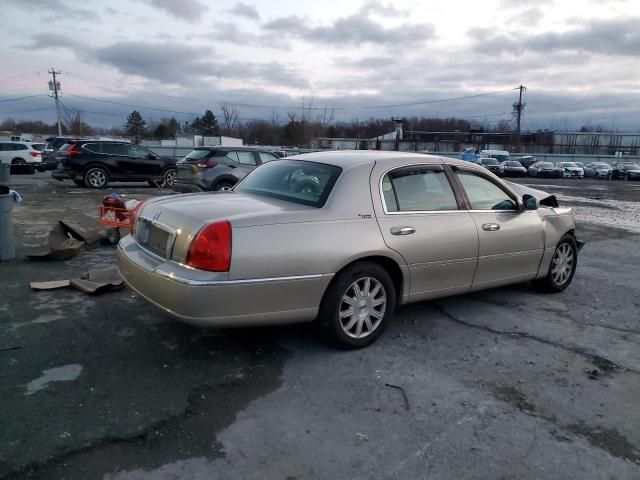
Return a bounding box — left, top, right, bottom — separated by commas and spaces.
318, 262, 396, 349
533, 234, 578, 293
84, 167, 109, 189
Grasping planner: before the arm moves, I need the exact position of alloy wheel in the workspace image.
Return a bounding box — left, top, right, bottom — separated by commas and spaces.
87, 169, 107, 188
339, 277, 387, 339
163, 169, 176, 187
551, 243, 574, 286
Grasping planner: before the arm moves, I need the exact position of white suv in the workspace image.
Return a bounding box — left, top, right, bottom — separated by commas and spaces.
0, 142, 43, 171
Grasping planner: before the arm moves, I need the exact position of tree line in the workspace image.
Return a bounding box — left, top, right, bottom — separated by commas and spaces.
0, 108, 616, 147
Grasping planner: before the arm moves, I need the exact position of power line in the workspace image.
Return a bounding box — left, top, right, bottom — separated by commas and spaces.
63, 71, 519, 110
0, 94, 48, 103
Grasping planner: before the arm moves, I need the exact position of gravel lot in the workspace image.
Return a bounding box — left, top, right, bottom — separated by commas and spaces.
1, 173, 639, 479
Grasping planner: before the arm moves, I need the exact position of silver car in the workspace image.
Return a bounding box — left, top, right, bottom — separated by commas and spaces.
117, 152, 582, 348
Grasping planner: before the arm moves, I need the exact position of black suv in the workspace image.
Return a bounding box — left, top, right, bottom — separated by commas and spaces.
173, 146, 279, 192
52, 141, 177, 188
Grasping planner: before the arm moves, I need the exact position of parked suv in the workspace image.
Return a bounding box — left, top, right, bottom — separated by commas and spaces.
0, 141, 43, 172
173, 146, 279, 192
611, 162, 640, 181
52, 141, 177, 188
42, 136, 80, 170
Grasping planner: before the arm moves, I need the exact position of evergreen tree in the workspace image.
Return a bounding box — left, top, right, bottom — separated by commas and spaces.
201, 110, 219, 135
124, 110, 146, 141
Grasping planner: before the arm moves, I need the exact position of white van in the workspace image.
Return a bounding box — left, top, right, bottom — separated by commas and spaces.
480, 149, 510, 163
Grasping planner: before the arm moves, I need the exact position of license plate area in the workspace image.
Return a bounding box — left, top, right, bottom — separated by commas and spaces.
136, 218, 175, 260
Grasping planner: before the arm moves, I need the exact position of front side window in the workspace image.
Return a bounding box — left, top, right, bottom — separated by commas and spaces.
127, 145, 151, 157
235, 160, 341, 208
456, 171, 517, 210
382, 167, 458, 212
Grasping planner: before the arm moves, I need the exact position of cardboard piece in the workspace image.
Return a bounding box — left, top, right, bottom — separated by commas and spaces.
26, 221, 107, 261
30, 267, 124, 295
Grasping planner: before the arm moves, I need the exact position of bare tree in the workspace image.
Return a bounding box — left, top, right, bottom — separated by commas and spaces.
220, 103, 240, 131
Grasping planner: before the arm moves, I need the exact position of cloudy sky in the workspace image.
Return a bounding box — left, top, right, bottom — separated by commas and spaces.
1, 0, 640, 130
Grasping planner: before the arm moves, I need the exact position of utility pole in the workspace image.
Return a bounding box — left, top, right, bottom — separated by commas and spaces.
48, 68, 62, 136
513, 84, 526, 152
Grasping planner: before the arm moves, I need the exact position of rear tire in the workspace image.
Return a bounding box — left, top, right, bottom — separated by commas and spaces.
214, 181, 234, 191
161, 168, 176, 188
317, 261, 396, 349
533, 234, 578, 293
84, 166, 109, 189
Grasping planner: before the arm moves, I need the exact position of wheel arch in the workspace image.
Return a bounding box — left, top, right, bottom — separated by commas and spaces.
322, 254, 408, 306
212, 175, 239, 189
82, 162, 111, 176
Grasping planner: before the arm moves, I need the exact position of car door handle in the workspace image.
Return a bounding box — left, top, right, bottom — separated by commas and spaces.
482, 223, 501, 231
390, 226, 415, 235
228, 164, 237, 168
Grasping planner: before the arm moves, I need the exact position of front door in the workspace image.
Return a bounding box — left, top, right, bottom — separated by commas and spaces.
373, 164, 479, 301
451, 168, 545, 289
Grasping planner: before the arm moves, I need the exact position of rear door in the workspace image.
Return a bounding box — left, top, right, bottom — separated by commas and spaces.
373, 163, 479, 301
450, 166, 545, 289
97, 143, 128, 175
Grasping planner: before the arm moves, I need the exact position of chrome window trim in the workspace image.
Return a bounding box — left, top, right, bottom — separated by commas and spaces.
153, 269, 326, 286
378, 162, 463, 215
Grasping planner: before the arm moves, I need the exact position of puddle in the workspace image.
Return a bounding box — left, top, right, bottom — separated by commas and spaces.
25, 364, 83, 396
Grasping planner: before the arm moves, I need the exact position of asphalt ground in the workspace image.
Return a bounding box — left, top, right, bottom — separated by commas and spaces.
1, 172, 639, 479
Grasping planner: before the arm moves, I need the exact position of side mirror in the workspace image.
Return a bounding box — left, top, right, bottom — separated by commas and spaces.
522, 194, 538, 210
148, 153, 158, 160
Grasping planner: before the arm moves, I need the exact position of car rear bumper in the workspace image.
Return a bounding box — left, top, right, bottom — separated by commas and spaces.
116, 235, 331, 328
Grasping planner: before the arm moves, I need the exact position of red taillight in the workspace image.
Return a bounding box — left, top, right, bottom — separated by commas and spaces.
30, 151, 41, 157
186, 221, 232, 272
195, 159, 217, 169
129, 201, 146, 234
62, 143, 82, 157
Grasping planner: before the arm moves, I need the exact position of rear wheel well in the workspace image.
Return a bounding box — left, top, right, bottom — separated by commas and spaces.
328, 256, 404, 300
82, 163, 110, 175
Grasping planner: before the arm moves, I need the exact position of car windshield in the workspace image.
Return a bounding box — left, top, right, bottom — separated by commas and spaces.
592, 163, 609, 168
58, 142, 74, 152
624, 163, 640, 169
235, 160, 342, 208
505, 161, 521, 167
561, 162, 578, 167
493, 155, 509, 162
537, 162, 553, 168
481, 159, 499, 165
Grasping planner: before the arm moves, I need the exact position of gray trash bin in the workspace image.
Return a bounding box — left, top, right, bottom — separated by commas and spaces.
0, 163, 9, 183
0, 193, 16, 261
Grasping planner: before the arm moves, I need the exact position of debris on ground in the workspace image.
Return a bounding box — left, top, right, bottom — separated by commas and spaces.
25, 220, 107, 260
385, 383, 410, 410
30, 267, 124, 295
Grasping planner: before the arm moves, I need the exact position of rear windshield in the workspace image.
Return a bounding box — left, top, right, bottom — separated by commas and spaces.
185, 149, 212, 160
31, 144, 45, 151
235, 160, 341, 208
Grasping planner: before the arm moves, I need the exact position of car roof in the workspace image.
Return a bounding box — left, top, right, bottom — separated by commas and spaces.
193, 146, 273, 152
285, 150, 472, 170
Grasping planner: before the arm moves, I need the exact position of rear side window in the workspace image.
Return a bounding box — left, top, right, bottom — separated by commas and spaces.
225, 151, 239, 162
456, 171, 517, 210
7, 143, 28, 151
237, 151, 256, 166
185, 149, 211, 160
259, 152, 277, 164
382, 167, 458, 212
100, 143, 127, 155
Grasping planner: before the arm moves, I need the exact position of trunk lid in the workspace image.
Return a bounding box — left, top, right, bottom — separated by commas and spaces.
136, 192, 316, 263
